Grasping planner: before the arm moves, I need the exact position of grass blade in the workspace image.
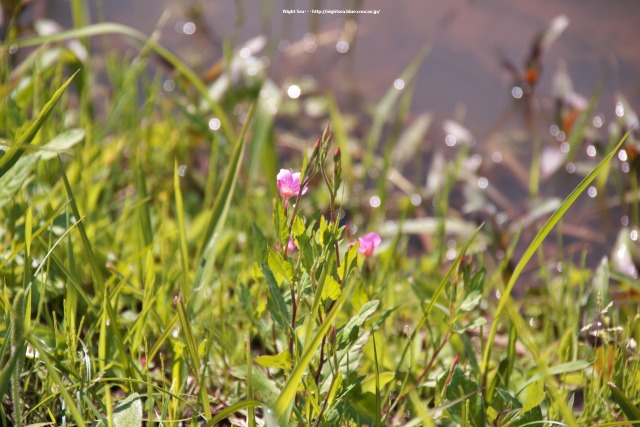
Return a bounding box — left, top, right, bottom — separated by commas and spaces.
384, 224, 482, 423
58, 157, 137, 381
176, 297, 212, 420
274, 268, 361, 424
205, 400, 264, 427
14, 23, 235, 143
174, 160, 191, 298
0, 70, 78, 178
609, 382, 640, 422
27, 336, 86, 427
193, 102, 255, 291
480, 128, 633, 379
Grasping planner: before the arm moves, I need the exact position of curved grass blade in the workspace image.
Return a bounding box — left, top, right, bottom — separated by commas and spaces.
0, 70, 78, 178
480, 128, 633, 379
205, 400, 264, 427
516, 360, 590, 395
13, 23, 235, 143
193, 102, 255, 291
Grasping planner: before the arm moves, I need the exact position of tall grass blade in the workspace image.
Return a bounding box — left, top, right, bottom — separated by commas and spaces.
174, 160, 191, 298
0, 70, 78, 178
609, 382, 640, 422
480, 128, 633, 378
58, 157, 136, 380
176, 297, 212, 420
27, 336, 87, 427
14, 23, 235, 143
193, 102, 255, 291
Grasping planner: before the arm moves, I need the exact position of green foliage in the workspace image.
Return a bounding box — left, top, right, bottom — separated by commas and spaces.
111, 393, 143, 427
1, 8, 640, 427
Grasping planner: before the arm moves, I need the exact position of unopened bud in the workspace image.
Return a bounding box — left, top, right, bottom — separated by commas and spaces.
311, 137, 321, 158
333, 148, 342, 192
322, 123, 331, 143
333, 148, 341, 164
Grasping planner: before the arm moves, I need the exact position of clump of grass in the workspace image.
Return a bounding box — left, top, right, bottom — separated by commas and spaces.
2, 5, 640, 427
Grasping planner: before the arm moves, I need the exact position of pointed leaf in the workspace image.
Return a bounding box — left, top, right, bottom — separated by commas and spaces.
255, 351, 293, 371
609, 382, 640, 421
112, 393, 143, 427
321, 275, 341, 301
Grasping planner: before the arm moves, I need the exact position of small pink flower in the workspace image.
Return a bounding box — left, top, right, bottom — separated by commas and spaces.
356, 232, 382, 258
276, 238, 298, 255
277, 169, 308, 200
286, 238, 297, 255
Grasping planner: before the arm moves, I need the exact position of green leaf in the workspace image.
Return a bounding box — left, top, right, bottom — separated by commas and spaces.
321, 275, 341, 301
458, 269, 484, 312
37, 128, 85, 160
255, 351, 293, 371
445, 367, 485, 427
205, 400, 264, 427
112, 393, 143, 427
609, 382, 640, 422
514, 405, 543, 427
362, 372, 395, 394
292, 215, 306, 238
318, 215, 329, 246
337, 300, 380, 347
521, 380, 545, 414
340, 242, 359, 282
260, 263, 291, 330
273, 198, 288, 249
453, 317, 486, 334
292, 216, 315, 274
252, 223, 269, 264
0, 152, 37, 205
268, 249, 294, 284
493, 387, 522, 408
516, 360, 591, 394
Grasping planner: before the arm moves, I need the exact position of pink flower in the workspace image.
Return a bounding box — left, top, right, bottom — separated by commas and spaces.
356, 232, 382, 258
276, 238, 298, 255
286, 238, 297, 255
277, 169, 308, 200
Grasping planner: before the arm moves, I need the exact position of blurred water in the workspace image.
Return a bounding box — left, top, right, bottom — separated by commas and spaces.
41, 0, 640, 131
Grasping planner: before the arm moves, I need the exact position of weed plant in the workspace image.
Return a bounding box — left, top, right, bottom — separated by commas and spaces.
1, 5, 640, 427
